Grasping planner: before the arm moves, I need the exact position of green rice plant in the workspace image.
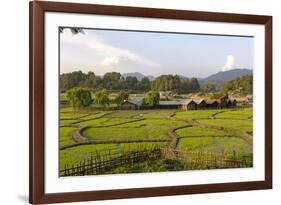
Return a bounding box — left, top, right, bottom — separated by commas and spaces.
141, 110, 176, 119
119, 142, 168, 153
74, 112, 108, 120
105, 110, 148, 119
60, 106, 75, 113
215, 108, 253, 120
83, 119, 187, 141
175, 109, 225, 119
198, 119, 252, 133
179, 136, 252, 154
59, 127, 78, 147
78, 117, 138, 127
60, 112, 89, 119
176, 126, 227, 138
59, 109, 253, 173
60, 144, 118, 168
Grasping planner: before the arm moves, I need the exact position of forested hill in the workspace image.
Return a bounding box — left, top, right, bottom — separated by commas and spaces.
60, 70, 252, 95
60, 71, 200, 93
220, 74, 253, 95
203, 69, 252, 83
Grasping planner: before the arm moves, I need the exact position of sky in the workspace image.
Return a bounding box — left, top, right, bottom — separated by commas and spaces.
60, 28, 253, 78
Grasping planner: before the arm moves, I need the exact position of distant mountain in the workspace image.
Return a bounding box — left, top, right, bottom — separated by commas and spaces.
120, 69, 251, 83
122, 72, 155, 81
147, 75, 155, 81
203, 69, 252, 83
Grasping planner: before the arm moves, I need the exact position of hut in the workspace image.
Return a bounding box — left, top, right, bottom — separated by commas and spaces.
179, 99, 197, 111
232, 99, 237, 107
194, 99, 207, 109
206, 100, 218, 109
227, 99, 237, 108
121, 98, 143, 110
159, 101, 181, 109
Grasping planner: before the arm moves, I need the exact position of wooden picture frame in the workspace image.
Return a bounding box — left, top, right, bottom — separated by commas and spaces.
29, 1, 272, 204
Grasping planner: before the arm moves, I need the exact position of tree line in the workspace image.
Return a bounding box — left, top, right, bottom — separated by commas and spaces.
60, 71, 200, 94
220, 75, 253, 95
200, 75, 253, 95
66, 88, 160, 110
63, 72, 252, 110
151, 75, 200, 93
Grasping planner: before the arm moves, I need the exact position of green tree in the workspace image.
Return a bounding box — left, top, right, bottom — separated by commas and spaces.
94, 89, 110, 107
79, 71, 97, 89
201, 82, 217, 93
178, 78, 200, 94
124, 76, 138, 90
179, 79, 190, 93
152, 75, 180, 92
145, 91, 160, 106
115, 91, 129, 105
103, 72, 122, 90
189, 77, 200, 92
60, 71, 87, 91
138, 77, 151, 91
220, 75, 253, 95
66, 87, 92, 110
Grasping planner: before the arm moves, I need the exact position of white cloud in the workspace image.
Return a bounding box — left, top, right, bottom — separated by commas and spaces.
100, 56, 120, 66
222, 55, 235, 72
61, 29, 159, 73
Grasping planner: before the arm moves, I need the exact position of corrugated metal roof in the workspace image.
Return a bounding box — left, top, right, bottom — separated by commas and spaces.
206, 100, 217, 104
126, 98, 143, 106
159, 101, 181, 105
227, 99, 236, 103
179, 99, 194, 105
193, 99, 205, 104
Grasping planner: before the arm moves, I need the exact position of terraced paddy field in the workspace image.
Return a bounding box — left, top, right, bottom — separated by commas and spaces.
59, 107, 253, 176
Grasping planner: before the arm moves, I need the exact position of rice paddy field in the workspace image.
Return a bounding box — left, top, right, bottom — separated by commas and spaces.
59, 107, 253, 176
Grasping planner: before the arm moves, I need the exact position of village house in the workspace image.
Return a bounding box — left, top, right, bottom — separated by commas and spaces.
121, 96, 236, 111
121, 97, 143, 110
159, 100, 181, 109
193, 99, 207, 109
227, 99, 237, 107
179, 99, 197, 111
206, 100, 218, 109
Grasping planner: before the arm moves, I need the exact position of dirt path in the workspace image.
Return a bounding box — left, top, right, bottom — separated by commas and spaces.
71, 126, 90, 143
162, 124, 193, 155
209, 110, 226, 119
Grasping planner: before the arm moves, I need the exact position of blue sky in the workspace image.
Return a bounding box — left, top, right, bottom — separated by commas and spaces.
60, 28, 253, 78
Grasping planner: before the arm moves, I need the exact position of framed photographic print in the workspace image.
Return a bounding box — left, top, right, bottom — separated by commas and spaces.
29, 1, 272, 204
